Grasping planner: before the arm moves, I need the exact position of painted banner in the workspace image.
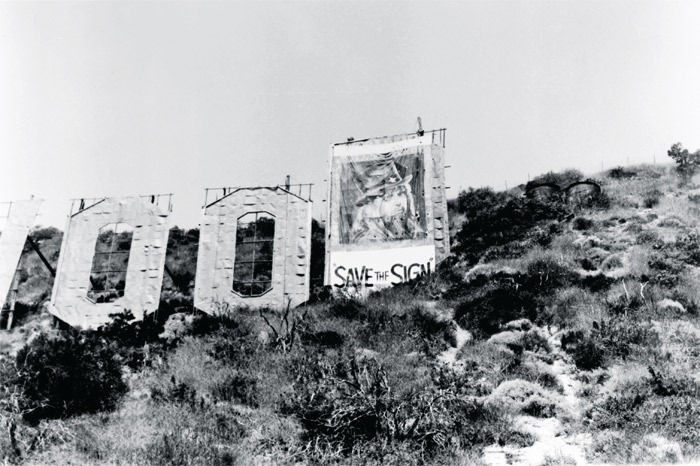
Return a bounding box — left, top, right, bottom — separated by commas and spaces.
326, 132, 447, 289
337, 148, 427, 244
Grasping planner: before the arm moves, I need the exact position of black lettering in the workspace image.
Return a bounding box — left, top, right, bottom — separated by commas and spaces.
390, 263, 404, 284
347, 268, 356, 287
333, 266, 346, 288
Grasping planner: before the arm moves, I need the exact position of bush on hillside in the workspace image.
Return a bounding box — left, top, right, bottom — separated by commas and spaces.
608, 166, 637, 179
453, 194, 570, 265
284, 355, 532, 459
13, 227, 62, 310
524, 257, 579, 292
591, 368, 700, 447
12, 331, 127, 424
454, 258, 614, 338
527, 169, 584, 190
561, 316, 660, 370
572, 216, 595, 230
645, 252, 685, 287
454, 187, 511, 219
675, 232, 700, 266
455, 280, 539, 338
667, 142, 700, 184
642, 189, 663, 208
561, 330, 606, 370
322, 293, 453, 357
162, 227, 199, 296
95, 310, 177, 369
309, 219, 326, 298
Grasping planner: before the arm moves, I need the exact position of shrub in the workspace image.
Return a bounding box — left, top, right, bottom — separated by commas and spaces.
322, 292, 452, 357
608, 166, 637, 179
96, 310, 174, 369
667, 142, 700, 184
546, 287, 603, 328
646, 253, 685, 287
210, 373, 260, 407
572, 216, 594, 230
162, 226, 199, 295
561, 330, 606, 370
485, 379, 559, 418
455, 259, 609, 337
454, 187, 510, 219
519, 328, 551, 354
524, 256, 578, 292
284, 355, 532, 459
329, 296, 370, 321
635, 229, 660, 245
528, 169, 584, 189
455, 282, 538, 338
675, 232, 700, 266
13, 331, 128, 424
579, 257, 598, 271
596, 318, 660, 360
642, 189, 663, 208
590, 369, 700, 448
561, 316, 660, 369
453, 193, 570, 265
152, 376, 200, 408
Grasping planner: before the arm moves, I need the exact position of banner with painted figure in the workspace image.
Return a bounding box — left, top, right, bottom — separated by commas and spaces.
338, 148, 427, 244
327, 134, 438, 289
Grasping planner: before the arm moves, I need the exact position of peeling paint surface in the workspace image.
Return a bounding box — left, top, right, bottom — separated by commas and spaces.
0, 199, 42, 308
49, 197, 170, 329
194, 187, 312, 312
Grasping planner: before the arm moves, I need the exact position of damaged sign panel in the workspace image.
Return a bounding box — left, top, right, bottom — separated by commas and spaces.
326, 131, 449, 289
0, 199, 42, 309
194, 186, 312, 312
49, 196, 170, 329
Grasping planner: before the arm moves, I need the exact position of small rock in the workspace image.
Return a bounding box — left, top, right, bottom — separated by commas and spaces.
257, 330, 271, 345
159, 313, 196, 341
601, 254, 623, 271
657, 298, 685, 313
488, 330, 524, 347
503, 319, 533, 332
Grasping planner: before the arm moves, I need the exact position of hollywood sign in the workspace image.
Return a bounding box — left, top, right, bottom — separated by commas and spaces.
1, 129, 449, 328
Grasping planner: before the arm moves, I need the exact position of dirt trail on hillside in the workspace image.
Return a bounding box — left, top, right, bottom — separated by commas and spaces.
482, 331, 591, 466
437, 324, 471, 365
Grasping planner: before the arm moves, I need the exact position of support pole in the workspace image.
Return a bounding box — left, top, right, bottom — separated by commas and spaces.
27, 237, 55, 276
5, 271, 20, 330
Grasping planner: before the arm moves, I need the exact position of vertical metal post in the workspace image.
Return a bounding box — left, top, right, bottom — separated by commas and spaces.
6, 270, 20, 330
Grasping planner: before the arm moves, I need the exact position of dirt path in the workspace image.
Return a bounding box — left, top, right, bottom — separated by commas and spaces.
437, 324, 472, 366
482, 330, 590, 466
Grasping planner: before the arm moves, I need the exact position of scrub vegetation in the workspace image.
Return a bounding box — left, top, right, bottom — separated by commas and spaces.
3, 158, 700, 464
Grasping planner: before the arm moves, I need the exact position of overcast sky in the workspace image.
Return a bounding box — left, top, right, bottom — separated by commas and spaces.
2, 0, 700, 229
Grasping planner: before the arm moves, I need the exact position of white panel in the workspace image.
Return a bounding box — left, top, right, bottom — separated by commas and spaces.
49, 197, 170, 329
194, 187, 312, 313
329, 245, 435, 289
0, 199, 42, 308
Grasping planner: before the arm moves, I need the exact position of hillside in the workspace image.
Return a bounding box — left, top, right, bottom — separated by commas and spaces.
3, 163, 700, 465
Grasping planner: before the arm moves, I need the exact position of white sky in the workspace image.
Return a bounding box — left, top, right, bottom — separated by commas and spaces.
2, 0, 700, 228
